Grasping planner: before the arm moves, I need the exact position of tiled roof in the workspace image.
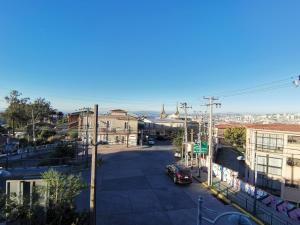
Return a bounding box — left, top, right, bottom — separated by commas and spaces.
215, 123, 245, 129
245, 123, 300, 133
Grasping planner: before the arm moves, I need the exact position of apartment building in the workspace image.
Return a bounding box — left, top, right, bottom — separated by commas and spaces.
245, 124, 300, 203
79, 109, 139, 146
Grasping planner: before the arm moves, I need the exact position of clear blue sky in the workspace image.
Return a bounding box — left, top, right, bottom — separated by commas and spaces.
0, 0, 300, 113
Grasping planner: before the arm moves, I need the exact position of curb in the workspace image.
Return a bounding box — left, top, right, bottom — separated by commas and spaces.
192, 175, 264, 225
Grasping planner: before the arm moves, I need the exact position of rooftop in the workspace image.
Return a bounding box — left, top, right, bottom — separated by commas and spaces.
215, 123, 245, 129
246, 123, 300, 133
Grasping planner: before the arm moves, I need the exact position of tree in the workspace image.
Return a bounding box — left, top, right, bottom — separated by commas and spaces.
172, 128, 184, 152
3, 90, 30, 135
1, 170, 88, 225
40, 169, 87, 225
224, 127, 246, 148
30, 98, 55, 124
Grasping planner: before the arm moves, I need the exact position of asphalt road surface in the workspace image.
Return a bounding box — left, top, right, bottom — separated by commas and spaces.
77, 144, 251, 225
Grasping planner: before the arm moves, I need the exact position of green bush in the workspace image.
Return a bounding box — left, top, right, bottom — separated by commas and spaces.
68, 129, 78, 139
38, 143, 77, 166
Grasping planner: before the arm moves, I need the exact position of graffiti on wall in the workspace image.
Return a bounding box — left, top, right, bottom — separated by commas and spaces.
209, 160, 299, 220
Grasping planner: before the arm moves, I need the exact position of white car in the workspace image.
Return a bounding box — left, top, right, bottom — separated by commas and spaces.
174, 152, 181, 158
148, 139, 155, 145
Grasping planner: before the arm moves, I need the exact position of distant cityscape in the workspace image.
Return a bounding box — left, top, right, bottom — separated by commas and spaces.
132, 111, 300, 124
214, 112, 300, 124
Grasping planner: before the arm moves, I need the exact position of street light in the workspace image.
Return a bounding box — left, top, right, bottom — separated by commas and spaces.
198, 196, 253, 225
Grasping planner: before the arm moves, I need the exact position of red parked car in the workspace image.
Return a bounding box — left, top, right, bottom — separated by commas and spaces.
165, 164, 192, 184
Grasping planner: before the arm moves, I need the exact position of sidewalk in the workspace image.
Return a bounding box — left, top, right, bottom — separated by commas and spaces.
189, 166, 298, 225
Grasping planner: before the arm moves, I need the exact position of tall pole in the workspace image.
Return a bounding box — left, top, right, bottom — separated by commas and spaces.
127, 115, 129, 148
191, 129, 194, 167
253, 131, 258, 215
85, 108, 90, 161
90, 104, 98, 225
140, 129, 143, 147
204, 97, 221, 187
31, 108, 36, 149
197, 114, 202, 178
180, 103, 192, 167
208, 98, 213, 186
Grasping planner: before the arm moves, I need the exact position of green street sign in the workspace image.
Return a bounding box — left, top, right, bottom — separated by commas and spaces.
193, 144, 200, 153
194, 142, 208, 154
201, 142, 208, 153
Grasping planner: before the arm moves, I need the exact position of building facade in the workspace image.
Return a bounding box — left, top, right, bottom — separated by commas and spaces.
79, 109, 139, 146
245, 124, 300, 203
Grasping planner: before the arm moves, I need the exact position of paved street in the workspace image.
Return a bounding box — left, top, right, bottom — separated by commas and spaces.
78, 144, 246, 225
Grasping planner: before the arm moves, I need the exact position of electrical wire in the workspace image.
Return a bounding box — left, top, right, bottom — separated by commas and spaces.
211, 76, 295, 98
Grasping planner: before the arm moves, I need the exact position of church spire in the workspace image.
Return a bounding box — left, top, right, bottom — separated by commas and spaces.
175, 102, 179, 115
160, 104, 167, 119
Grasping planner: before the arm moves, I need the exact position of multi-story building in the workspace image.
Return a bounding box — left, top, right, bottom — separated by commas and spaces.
79, 109, 139, 146
245, 124, 300, 203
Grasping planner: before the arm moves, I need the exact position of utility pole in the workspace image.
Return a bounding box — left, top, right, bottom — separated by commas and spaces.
253, 131, 258, 215
31, 108, 36, 150
126, 115, 130, 148
31, 109, 35, 142
79, 107, 91, 162
180, 103, 192, 167
140, 129, 143, 147
191, 129, 194, 168
85, 108, 90, 161
195, 112, 203, 178
90, 104, 98, 225
204, 97, 221, 186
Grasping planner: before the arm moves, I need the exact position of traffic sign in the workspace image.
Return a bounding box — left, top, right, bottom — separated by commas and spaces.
201, 142, 208, 153
193, 143, 200, 153
193, 142, 208, 154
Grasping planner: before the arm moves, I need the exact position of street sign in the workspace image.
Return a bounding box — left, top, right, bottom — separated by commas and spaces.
201, 142, 208, 153
193, 143, 200, 153
194, 142, 208, 154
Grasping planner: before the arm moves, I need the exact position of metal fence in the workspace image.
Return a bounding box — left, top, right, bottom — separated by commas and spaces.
0, 142, 86, 169
212, 181, 298, 225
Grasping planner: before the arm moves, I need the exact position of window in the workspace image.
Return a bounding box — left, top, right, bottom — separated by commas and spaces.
256, 155, 282, 176
106, 121, 111, 128
288, 135, 300, 144
256, 133, 284, 152
125, 122, 129, 130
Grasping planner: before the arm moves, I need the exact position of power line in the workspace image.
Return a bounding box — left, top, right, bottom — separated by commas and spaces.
211, 76, 295, 98
221, 82, 292, 98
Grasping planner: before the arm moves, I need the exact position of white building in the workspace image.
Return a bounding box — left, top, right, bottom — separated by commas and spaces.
245, 124, 300, 203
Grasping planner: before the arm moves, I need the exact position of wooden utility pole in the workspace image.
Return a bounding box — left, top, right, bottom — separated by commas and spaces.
126, 115, 130, 148
31, 109, 35, 142
204, 97, 221, 186
90, 104, 98, 225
